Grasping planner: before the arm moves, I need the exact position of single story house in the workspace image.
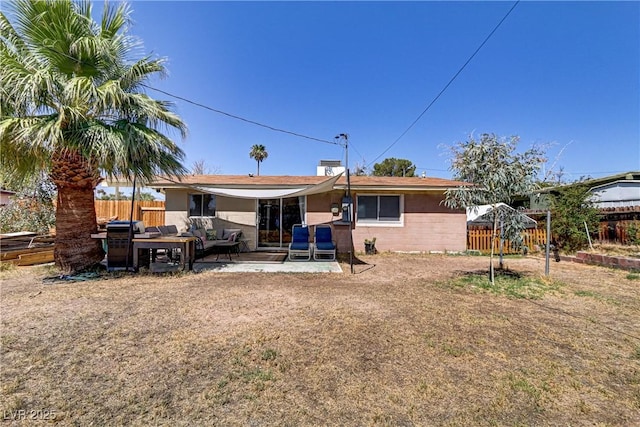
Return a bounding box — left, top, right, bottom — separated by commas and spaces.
589, 172, 640, 209
530, 171, 640, 211
145, 174, 470, 253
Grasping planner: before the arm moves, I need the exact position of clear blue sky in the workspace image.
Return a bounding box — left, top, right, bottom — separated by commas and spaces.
108, 1, 639, 181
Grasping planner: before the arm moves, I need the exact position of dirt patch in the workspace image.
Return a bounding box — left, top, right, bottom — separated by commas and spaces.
1, 254, 639, 426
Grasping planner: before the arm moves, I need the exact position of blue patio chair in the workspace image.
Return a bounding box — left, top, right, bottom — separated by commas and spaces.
313, 224, 336, 261
288, 224, 311, 261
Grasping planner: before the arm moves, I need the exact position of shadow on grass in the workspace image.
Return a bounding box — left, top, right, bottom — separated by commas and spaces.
459, 268, 523, 279
338, 253, 376, 274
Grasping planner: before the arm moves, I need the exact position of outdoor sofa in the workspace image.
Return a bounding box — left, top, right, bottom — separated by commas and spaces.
190, 227, 243, 259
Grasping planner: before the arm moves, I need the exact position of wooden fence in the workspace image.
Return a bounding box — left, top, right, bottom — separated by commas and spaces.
597, 221, 639, 245
94, 200, 165, 227
467, 228, 547, 254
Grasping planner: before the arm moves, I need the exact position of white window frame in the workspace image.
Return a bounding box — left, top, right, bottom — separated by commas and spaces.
188, 193, 216, 218
356, 194, 404, 227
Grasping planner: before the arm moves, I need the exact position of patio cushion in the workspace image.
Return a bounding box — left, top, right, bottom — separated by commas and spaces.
315, 241, 335, 251
315, 227, 332, 242
290, 242, 309, 250
288, 224, 311, 261
222, 228, 242, 240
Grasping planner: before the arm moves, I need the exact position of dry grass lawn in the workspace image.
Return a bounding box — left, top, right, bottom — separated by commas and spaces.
1, 254, 639, 426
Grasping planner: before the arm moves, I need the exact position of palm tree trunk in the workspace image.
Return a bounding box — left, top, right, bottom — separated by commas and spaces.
50, 151, 104, 273
257, 160, 260, 176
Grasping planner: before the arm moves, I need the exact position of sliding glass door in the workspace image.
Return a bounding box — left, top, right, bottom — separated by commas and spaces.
257, 197, 305, 249
257, 199, 280, 248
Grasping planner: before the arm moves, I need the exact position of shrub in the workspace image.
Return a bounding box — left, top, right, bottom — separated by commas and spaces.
550, 180, 600, 253
0, 197, 55, 234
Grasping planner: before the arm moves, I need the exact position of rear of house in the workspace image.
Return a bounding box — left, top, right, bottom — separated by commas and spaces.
151, 174, 468, 254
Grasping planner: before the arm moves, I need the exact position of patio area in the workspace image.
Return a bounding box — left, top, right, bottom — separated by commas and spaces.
193, 251, 342, 273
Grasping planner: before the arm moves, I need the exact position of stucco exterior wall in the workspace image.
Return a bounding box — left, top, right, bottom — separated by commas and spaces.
164, 189, 466, 253
350, 192, 466, 253
215, 197, 256, 249
307, 191, 466, 253
164, 189, 257, 249
164, 188, 190, 231
306, 192, 343, 226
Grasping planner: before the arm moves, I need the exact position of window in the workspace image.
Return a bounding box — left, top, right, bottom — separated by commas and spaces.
189, 194, 216, 217
357, 195, 401, 223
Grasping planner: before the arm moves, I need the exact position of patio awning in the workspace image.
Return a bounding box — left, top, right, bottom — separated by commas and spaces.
194, 173, 342, 199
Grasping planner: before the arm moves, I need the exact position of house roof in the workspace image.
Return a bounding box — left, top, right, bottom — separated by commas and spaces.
536, 171, 640, 194
344, 176, 469, 190
143, 174, 469, 192
582, 171, 640, 189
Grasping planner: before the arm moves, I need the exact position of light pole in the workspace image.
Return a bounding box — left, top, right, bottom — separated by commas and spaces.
335, 133, 354, 274
334, 133, 349, 172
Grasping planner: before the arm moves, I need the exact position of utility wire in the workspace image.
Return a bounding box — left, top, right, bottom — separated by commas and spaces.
37, 45, 340, 147
367, 0, 520, 168
141, 84, 340, 146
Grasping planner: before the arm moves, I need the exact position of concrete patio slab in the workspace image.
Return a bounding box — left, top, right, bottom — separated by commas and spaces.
194, 259, 342, 273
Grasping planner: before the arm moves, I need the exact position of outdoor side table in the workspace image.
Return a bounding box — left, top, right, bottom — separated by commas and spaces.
212, 241, 241, 261
132, 236, 196, 271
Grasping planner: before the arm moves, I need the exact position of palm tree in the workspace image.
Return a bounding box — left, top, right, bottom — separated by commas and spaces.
0, 0, 187, 273
249, 144, 268, 176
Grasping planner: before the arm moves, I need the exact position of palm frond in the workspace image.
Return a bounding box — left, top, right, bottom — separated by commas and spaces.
1, 0, 187, 183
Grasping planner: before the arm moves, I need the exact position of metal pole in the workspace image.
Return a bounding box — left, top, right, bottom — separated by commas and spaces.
343, 133, 349, 173
342, 134, 354, 274
125, 175, 137, 272
545, 210, 551, 277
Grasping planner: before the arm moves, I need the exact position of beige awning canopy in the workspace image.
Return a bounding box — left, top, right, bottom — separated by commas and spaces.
194, 173, 343, 199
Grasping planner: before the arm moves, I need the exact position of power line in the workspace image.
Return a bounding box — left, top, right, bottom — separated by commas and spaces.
366, 0, 520, 168
36, 45, 340, 147
140, 84, 340, 146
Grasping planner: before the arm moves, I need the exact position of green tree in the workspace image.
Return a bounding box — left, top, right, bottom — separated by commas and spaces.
0, 0, 187, 273
372, 158, 416, 177
444, 133, 545, 284
249, 144, 268, 176
0, 172, 56, 234
549, 180, 600, 253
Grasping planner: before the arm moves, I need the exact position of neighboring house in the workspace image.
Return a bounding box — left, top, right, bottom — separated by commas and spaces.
145, 174, 469, 253
0, 189, 16, 206
589, 172, 640, 209
530, 171, 640, 211
527, 171, 640, 243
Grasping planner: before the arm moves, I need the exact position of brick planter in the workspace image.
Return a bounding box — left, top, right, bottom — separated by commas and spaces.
565, 251, 640, 271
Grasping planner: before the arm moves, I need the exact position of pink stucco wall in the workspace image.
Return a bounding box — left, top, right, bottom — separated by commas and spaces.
306, 191, 466, 253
